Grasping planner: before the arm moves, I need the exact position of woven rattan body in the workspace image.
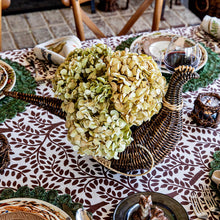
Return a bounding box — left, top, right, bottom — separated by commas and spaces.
3, 66, 200, 175
111, 66, 199, 172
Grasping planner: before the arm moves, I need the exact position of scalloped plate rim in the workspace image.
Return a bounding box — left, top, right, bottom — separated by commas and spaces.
0, 65, 8, 91
0, 197, 71, 220
130, 32, 208, 72
0, 60, 16, 100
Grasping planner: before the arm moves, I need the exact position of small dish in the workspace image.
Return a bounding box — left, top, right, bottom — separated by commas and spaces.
0, 60, 16, 100
0, 65, 8, 91
0, 198, 71, 220
113, 192, 189, 220
34, 35, 82, 65
130, 33, 208, 73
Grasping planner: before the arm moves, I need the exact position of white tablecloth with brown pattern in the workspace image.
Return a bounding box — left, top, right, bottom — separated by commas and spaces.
0, 26, 219, 220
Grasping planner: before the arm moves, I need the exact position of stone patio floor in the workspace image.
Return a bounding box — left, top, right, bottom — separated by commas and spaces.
1, 0, 201, 51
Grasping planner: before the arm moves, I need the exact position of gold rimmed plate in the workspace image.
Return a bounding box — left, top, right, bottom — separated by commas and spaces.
0, 65, 8, 91
113, 192, 189, 220
0, 198, 71, 220
130, 32, 208, 73
0, 60, 16, 100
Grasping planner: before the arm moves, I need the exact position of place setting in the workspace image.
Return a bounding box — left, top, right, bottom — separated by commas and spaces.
0, 60, 16, 100
129, 32, 208, 74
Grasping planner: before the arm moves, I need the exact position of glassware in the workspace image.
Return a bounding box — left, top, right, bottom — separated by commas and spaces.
164, 36, 201, 73
144, 45, 162, 69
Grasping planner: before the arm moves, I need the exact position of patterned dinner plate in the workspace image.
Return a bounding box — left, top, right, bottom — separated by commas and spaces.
113, 192, 189, 220
0, 198, 71, 220
0, 65, 8, 91
130, 32, 208, 73
0, 60, 16, 100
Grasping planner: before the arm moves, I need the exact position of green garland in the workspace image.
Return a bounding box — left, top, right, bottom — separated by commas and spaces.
116, 38, 220, 93
0, 186, 83, 219
0, 58, 37, 123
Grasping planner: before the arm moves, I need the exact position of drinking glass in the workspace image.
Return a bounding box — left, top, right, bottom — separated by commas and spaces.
144, 45, 162, 69
164, 36, 201, 73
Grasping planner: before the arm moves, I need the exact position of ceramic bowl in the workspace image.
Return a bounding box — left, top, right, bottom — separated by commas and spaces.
33, 35, 82, 65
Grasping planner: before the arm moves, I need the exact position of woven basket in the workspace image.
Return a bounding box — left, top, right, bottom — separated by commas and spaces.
191, 92, 220, 128
3, 66, 199, 176
0, 134, 10, 171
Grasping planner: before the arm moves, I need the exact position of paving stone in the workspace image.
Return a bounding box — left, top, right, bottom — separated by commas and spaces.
174, 8, 201, 26
117, 6, 135, 16
50, 24, 73, 38
83, 24, 97, 40
60, 8, 75, 22
142, 12, 170, 30
1, 17, 8, 33
98, 9, 120, 17
25, 12, 46, 28
32, 27, 53, 44
2, 33, 16, 51
67, 21, 77, 33
92, 18, 115, 37
105, 16, 129, 35
1, 1, 202, 51
6, 14, 29, 31
43, 10, 65, 25
162, 10, 186, 28
130, 0, 153, 11
122, 15, 150, 34
158, 20, 170, 30
132, 17, 151, 33
12, 31, 36, 49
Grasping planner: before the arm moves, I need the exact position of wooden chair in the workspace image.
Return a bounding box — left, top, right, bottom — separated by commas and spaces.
0, 0, 11, 51
61, 0, 164, 41
61, 0, 103, 41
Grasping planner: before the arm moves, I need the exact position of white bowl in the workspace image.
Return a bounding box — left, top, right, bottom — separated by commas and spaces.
34, 35, 81, 65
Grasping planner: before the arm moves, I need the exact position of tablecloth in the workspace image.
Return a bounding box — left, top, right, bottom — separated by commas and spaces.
0, 26, 220, 220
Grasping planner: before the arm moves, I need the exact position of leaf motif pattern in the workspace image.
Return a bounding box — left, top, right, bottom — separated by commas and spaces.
0, 26, 220, 220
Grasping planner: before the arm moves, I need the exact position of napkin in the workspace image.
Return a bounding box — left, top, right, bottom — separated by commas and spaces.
33, 36, 82, 65
200, 15, 220, 39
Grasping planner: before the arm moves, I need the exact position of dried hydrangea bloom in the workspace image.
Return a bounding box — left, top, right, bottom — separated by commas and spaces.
52, 44, 132, 160
52, 43, 112, 102
106, 50, 167, 126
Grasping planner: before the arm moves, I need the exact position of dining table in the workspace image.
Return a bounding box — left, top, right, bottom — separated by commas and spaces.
0, 25, 220, 220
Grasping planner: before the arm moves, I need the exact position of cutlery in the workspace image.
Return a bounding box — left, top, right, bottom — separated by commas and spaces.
201, 185, 220, 213
190, 192, 208, 219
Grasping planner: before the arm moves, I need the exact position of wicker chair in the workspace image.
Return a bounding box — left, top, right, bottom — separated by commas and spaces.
61, 0, 164, 41
0, 0, 11, 51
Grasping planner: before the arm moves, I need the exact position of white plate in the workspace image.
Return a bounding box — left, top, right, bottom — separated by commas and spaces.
130, 32, 208, 73
0, 60, 16, 100
0, 198, 71, 220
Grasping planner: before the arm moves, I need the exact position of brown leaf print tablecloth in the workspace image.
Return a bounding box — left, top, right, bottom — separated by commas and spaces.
0, 26, 220, 220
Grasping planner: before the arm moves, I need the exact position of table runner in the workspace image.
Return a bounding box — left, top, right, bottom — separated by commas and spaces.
0, 58, 37, 123
0, 26, 219, 220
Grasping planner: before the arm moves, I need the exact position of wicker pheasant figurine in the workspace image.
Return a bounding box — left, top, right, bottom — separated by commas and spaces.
110, 65, 200, 172
3, 65, 199, 174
